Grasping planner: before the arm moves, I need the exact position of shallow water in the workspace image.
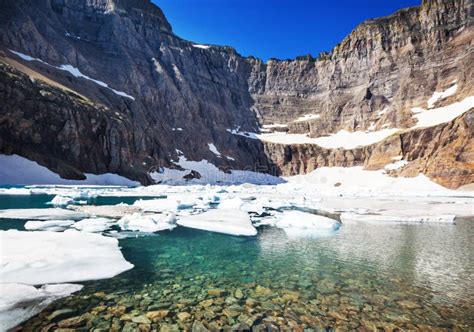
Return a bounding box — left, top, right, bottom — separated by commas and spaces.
17, 218, 474, 330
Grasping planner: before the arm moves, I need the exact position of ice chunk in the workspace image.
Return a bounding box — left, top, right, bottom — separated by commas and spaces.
0, 208, 87, 220
0, 283, 83, 331
177, 209, 257, 236
72, 217, 115, 233
0, 230, 133, 285
118, 213, 176, 232
133, 198, 194, 212
218, 197, 244, 210
275, 211, 341, 237
49, 195, 75, 206
68, 204, 141, 218
24, 219, 75, 231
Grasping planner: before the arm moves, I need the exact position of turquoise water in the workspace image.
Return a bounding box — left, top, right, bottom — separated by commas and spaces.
2, 194, 473, 330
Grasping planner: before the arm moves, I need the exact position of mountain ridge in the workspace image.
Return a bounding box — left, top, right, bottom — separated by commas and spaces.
0, 0, 472, 188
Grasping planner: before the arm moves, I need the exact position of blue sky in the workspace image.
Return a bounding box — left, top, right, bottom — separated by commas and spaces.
155, 0, 420, 61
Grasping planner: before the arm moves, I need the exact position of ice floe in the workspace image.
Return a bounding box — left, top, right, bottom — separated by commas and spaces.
24, 219, 75, 231
72, 217, 115, 233
275, 211, 341, 237
118, 213, 176, 232
0, 208, 87, 220
49, 195, 75, 206
0, 229, 133, 285
177, 209, 257, 236
0, 283, 83, 331
0, 154, 139, 186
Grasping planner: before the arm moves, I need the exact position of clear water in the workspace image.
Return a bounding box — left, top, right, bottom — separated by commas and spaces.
2, 193, 473, 330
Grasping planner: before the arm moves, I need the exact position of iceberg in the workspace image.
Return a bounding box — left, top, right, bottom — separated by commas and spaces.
0, 230, 133, 285
49, 195, 75, 206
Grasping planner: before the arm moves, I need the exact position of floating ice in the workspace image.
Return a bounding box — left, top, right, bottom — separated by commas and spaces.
72, 217, 115, 233
275, 211, 341, 237
0, 283, 83, 331
0, 208, 87, 220
177, 209, 257, 236
49, 195, 75, 206
0, 230, 133, 285
118, 213, 176, 232
24, 219, 75, 232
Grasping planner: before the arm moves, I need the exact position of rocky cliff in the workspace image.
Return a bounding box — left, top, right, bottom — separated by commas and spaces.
0, 0, 472, 188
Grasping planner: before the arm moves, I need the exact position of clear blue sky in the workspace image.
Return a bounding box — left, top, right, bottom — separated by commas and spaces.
155, 0, 420, 61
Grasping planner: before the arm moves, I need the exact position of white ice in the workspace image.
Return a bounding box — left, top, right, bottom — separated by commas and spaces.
0, 283, 83, 332
24, 219, 75, 232
49, 195, 75, 206
0, 208, 87, 220
177, 209, 257, 236
0, 229, 133, 285
72, 217, 115, 233
275, 210, 341, 237
118, 213, 176, 232
340, 212, 456, 224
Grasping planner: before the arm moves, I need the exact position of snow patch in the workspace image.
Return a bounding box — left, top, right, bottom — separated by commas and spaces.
0, 208, 87, 220
294, 114, 320, 122
208, 143, 222, 157
427, 84, 458, 108
192, 44, 211, 49
9, 50, 135, 100
412, 96, 474, 129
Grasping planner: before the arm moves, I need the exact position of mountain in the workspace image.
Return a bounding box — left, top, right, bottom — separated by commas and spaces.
0, 0, 472, 188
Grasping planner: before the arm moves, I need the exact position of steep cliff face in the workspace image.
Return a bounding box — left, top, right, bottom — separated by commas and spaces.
0, 0, 472, 187
247, 0, 473, 136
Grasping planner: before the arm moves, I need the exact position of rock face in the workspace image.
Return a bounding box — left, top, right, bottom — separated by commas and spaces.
0, 0, 472, 188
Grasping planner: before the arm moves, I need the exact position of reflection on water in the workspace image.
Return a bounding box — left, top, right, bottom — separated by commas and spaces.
20, 220, 474, 330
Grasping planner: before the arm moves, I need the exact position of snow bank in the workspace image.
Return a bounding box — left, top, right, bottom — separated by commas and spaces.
0, 283, 83, 331
254, 128, 399, 149
177, 209, 257, 236
0, 230, 133, 285
0, 154, 138, 186
384, 160, 408, 171
284, 166, 452, 197
118, 213, 176, 232
0, 208, 87, 220
24, 219, 75, 231
9, 50, 135, 100
412, 96, 474, 129
275, 211, 341, 237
